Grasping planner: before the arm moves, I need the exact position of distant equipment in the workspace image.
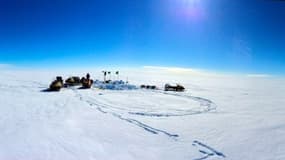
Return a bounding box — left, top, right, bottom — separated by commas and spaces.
49, 76, 64, 91
64, 76, 81, 87
115, 71, 119, 80
81, 73, 94, 89
164, 83, 185, 92
140, 85, 157, 90
102, 71, 111, 82
102, 71, 107, 82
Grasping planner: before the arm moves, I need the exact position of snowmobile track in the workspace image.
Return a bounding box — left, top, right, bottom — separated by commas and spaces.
192, 140, 226, 160
72, 89, 225, 159
128, 90, 217, 117
72, 89, 218, 139
72, 89, 179, 139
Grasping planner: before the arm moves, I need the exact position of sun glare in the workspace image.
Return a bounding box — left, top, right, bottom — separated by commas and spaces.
171, 0, 205, 22
182, 0, 201, 5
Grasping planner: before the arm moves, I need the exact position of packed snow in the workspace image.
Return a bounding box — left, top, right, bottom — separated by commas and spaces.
0, 67, 285, 160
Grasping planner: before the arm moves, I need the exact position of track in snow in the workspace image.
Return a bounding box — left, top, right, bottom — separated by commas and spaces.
72, 89, 179, 139
128, 89, 217, 117
72, 88, 218, 138
192, 140, 226, 160
71, 88, 225, 160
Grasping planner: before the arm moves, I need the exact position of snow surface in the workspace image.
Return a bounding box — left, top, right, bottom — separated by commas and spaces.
0, 67, 285, 160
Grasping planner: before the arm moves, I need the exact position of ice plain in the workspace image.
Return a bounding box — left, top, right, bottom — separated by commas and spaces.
0, 67, 284, 160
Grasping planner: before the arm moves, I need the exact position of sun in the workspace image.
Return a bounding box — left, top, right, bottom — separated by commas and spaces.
174, 0, 205, 21
182, 0, 201, 5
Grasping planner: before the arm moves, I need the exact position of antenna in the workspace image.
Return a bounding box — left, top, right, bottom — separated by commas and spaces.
102, 71, 107, 82
115, 71, 119, 80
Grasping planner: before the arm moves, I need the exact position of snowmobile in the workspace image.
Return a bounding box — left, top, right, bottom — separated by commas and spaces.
49, 76, 64, 91
64, 76, 81, 87
164, 83, 185, 92
80, 73, 94, 89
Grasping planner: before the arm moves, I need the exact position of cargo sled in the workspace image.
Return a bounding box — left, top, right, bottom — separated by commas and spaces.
164, 83, 185, 92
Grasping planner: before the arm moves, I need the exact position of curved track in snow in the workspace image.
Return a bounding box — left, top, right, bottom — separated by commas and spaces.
128, 90, 217, 117
71, 88, 225, 160
72, 89, 179, 139
71, 88, 218, 138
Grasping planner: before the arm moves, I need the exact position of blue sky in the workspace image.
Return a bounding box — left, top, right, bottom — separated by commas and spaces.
0, 0, 284, 74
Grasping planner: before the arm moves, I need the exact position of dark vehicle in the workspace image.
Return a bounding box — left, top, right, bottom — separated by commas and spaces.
64, 76, 81, 87
164, 83, 185, 92
49, 76, 64, 91
81, 73, 94, 88
140, 84, 157, 90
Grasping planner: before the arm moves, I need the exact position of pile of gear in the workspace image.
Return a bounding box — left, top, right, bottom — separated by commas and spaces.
49, 73, 93, 91
47, 72, 185, 92
93, 80, 137, 90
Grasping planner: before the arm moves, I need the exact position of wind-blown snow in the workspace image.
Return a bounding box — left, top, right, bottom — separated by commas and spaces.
0, 68, 284, 160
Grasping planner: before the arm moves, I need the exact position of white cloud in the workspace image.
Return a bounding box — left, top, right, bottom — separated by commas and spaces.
143, 66, 200, 73
142, 66, 226, 77
246, 74, 272, 78
0, 64, 13, 69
